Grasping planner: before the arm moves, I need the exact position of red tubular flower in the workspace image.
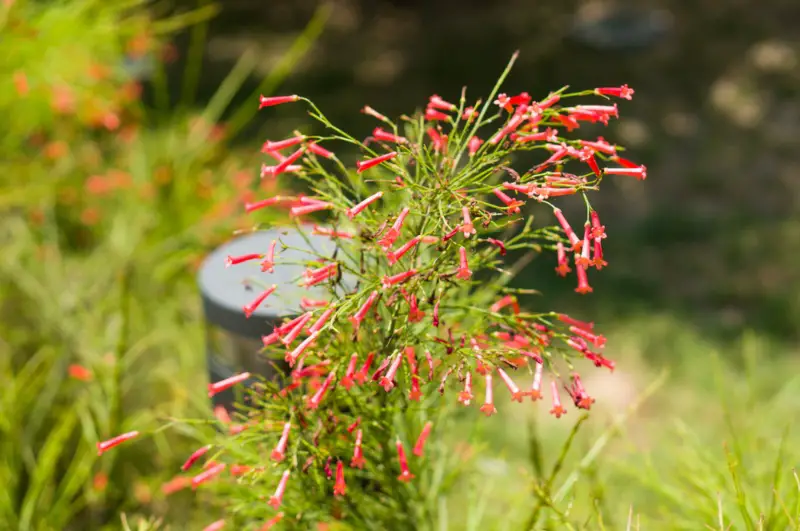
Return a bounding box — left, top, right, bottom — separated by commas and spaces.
259, 94, 299, 108
245, 195, 287, 213
181, 445, 212, 471
604, 165, 647, 180
555, 242, 572, 277
557, 313, 594, 330
97, 431, 139, 456
260, 240, 278, 273
549, 381, 567, 418
458, 371, 473, 405
590, 210, 606, 240
569, 325, 606, 348
497, 367, 524, 402
537, 93, 561, 109
428, 94, 456, 111
493, 188, 524, 214
300, 298, 329, 310
567, 374, 595, 410
528, 361, 544, 401
226, 253, 263, 267
243, 285, 277, 318
192, 462, 226, 489
552, 209, 582, 251
334, 461, 346, 497
341, 354, 359, 390
380, 354, 403, 392
585, 154, 601, 178
347, 191, 383, 219
208, 372, 250, 397
378, 207, 410, 249
354, 352, 375, 384
373, 127, 408, 144
356, 152, 397, 173
594, 84, 634, 100
486, 237, 507, 256
382, 269, 417, 289
593, 238, 608, 270
405, 293, 426, 323
306, 141, 335, 159
455, 246, 472, 280
230, 465, 252, 476
271, 422, 291, 462
424, 350, 435, 381
396, 440, 415, 482
580, 138, 617, 155
426, 127, 447, 153
307, 306, 334, 333
202, 520, 225, 531
576, 224, 592, 268
268, 470, 291, 508
610, 155, 641, 169
425, 107, 450, 121
409, 373, 422, 401
68, 364, 93, 381
307, 371, 335, 409
413, 421, 433, 457
350, 290, 379, 330
575, 264, 593, 294
258, 513, 284, 531
280, 312, 312, 346
463, 106, 478, 121
351, 429, 366, 468
513, 128, 558, 143
387, 236, 421, 265
480, 372, 497, 416
272, 147, 305, 176
262, 135, 305, 153
290, 201, 332, 217
461, 206, 476, 237
555, 115, 580, 131
286, 330, 320, 366
490, 295, 519, 314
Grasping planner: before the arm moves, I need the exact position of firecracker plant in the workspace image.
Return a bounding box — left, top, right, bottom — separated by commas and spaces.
98, 52, 646, 530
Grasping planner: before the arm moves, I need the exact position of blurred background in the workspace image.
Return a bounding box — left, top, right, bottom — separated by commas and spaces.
2, 0, 800, 529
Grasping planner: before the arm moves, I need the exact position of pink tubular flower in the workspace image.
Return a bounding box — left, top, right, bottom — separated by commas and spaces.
479, 372, 497, 416
202, 520, 225, 531
552, 209, 581, 251
350, 290, 379, 330
458, 372, 473, 405
192, 462, 226, 489
490, 295, 520, 314
426, 127, 448, 153
208, 372, 250, 397
455, 246, 472, 280
280, 312, 312, 346
272, 147, 305, 176
492, 188, 524, 214
258, 513, 284, 531
286, 330, 319, 366
361, 105, 389, 122
243, 285, 277, 318
528, 361, 544, 401
290, 201, 332, 217
558, 313, 594, 330
356, 151, 397, 173
413, 421, 433, 457
300, 297, 329, 310
378, 207, 410, 249
380, 354, 403, 392
590, 210, 606, 240
97, 431, 139, 456
387, 236, 421, 265
382, 269, 417, 289
313, 225, 353, 240
486, 237, 507, 256
347, 191, 383, 219
396, 440, 415, 482
307, 371, 335, 409
580, 138, 617, 155
259, 94, 299, 108
425, 107, 450, 121
549, 381, 567, 418
268, 470, 291, 508
334, 461, 346, 496
226, 253, 263, 267
576, 224, 592, 268
351, 429, 366, 468
181, 445, 212, 471
308, 307, 334, 334
245, 195, 286, 213
260, 240, 278, 273
555, 242, 572, 277
604, 165, 647, 180
271, 422, 291, 462
513, 128, 558, 143
461, 206, 476, 237
341, 353, 359, 390
497, 368, 524, 402
593, 238, 607, 270
468, 136, 483, 156
594, 84, 634, 100
373, 127, 408, 144
569, 325, 606, 348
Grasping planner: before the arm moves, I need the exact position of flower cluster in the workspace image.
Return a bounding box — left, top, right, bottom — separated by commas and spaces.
99, 53, 646, 529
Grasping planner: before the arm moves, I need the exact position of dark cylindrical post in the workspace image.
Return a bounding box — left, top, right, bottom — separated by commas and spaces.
197, 227, 350, 410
